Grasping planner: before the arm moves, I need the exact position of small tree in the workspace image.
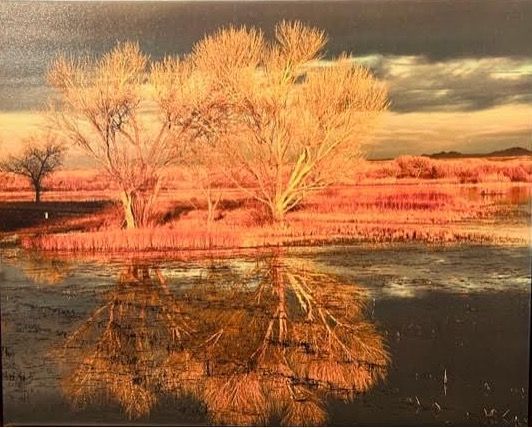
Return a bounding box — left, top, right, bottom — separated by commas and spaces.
0, 133, 64, 203
184, 141, 224, 226
47, 43, 207, 229
192, 21, 389, 222
395, 155, 434, 179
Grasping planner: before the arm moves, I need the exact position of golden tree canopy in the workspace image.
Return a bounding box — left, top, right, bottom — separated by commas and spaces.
47, 43, 213, 228
189, 21, 389, 222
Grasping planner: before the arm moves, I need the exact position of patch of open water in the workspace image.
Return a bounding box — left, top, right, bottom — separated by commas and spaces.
0, 244, 529, 426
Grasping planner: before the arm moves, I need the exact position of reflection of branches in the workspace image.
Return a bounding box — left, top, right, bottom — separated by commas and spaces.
5, 250, 71, 285
55, 254, 388, 425
57, 265, 191, 419
175, 252, 389, 426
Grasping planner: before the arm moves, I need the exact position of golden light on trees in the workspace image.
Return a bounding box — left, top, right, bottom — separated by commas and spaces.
47, 43, 205, 229
46, 22, 387, 227
192, 21, 389, 222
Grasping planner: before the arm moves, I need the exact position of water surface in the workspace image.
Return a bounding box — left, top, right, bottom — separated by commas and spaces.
1, 245, 529, 425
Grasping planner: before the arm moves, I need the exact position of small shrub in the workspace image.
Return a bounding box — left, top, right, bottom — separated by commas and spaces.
395, 156, 434, 179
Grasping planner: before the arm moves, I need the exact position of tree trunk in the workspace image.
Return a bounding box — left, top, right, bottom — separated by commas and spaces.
271, 199, 286, 224
121, 191, 137, 229
34, 184, 41, 204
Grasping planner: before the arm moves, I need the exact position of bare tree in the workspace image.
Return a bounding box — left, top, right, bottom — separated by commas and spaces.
0, 133, 65, 203
184, 141, 224, 226
192, 21, 389, 222
150, 54, 236, 226
47, 43, 206, 229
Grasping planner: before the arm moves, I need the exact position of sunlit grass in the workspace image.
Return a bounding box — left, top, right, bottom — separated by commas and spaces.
2, 157, 529, 252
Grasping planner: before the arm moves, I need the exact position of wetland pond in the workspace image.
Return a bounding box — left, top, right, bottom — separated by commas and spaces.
0, 245, 530, 426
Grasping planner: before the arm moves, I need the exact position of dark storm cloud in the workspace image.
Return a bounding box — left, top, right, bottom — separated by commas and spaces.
4, 0, 532, 59
1, 0, 532, 111
363, 55, 532, 112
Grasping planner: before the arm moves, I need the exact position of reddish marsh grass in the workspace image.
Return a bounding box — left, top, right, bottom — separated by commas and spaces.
24, 226, 243, 252
4, 169, 529, 252
21, 183, 528, 252
298, 184, 494, 225
360, 156, 531, 183
1, 156, 530, 197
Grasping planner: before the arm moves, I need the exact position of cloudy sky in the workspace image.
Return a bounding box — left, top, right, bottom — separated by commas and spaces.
1, 0, 531, 162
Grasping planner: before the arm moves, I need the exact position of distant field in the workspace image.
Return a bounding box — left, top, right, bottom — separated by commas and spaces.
0, 156, 530, 197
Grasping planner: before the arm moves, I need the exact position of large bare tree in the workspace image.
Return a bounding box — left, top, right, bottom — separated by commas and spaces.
192, 21, 389, 222
47, 43, 207, 228
0, 133, 65, 203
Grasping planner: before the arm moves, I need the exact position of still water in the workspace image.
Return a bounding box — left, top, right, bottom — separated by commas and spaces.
0, 245, 529, 426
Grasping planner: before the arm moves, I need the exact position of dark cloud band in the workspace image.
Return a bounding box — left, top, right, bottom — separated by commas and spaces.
1, 0, 532, 112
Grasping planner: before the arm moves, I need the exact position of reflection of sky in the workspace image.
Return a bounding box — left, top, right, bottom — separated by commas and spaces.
1, 0, 531, 160
311, 245, 531, 297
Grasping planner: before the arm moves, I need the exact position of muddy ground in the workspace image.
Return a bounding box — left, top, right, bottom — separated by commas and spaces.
0, 201, 110, 233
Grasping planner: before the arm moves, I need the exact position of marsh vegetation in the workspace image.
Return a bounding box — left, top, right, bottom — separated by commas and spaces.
0, 15, 530, 428
0, 21, 529, 252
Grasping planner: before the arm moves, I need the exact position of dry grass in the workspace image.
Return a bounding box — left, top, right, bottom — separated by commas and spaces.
2, 157, 529, 252
359, 156, 531, 184
14, 180, 527, 251
25, 225, 243, 252
1, 156, 530, 196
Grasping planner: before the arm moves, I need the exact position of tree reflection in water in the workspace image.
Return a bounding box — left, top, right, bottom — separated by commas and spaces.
57, 252, 389, 425
57, 265, 194, 419
3, 248, 72, 285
